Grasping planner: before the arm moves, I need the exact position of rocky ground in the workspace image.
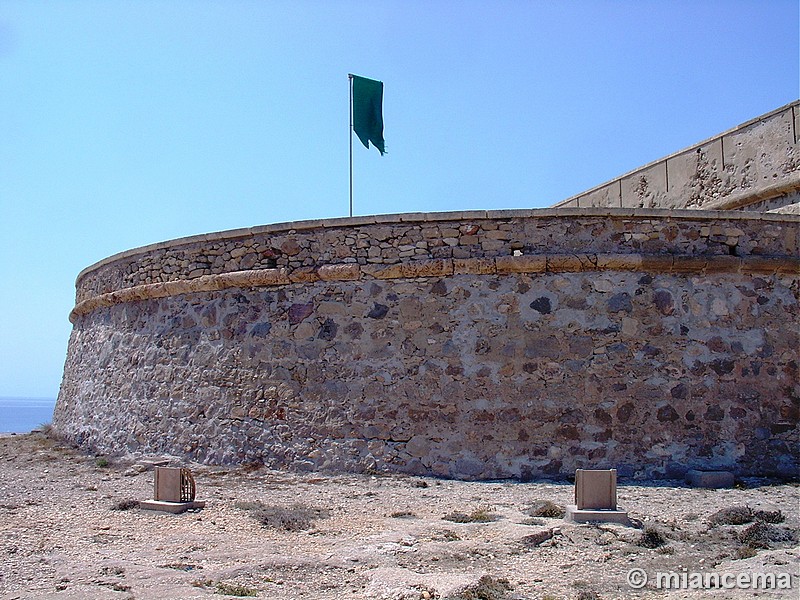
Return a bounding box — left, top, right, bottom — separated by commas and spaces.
0, 431, 797, 600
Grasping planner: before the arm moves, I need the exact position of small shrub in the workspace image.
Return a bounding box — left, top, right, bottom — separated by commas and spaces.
95, 457, 110, 468
754, 509, 785, 524
239, 461, 263, 473
233, 500, 263, 511
733, 545, 758, 560
434, 529, 461, 542
111, 499, 140, 511
239, 501, 327, 531
391, 510, 416, 518
214, 581, 258, 597
525, 500, 565, 519
444, 511, 472, 523
739, 521, 797, 549
160, 562, 202, 571
521, 517, 546, 526
708, 506, 753, 526
637, 526, 666, 548
443, 508, 497, 523
449, 575, 512, 600
467, 508, 497, 522
576, 590, 600, 600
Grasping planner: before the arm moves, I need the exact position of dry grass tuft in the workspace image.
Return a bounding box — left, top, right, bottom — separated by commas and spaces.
525, 500, 566, 519
637, 526, 667, 548
739, 521, 797, 549
753, 509, 785, 524
443, 507, 498, 523
446, 574, 512, 600
709, 505, 753, 526
110, 499, 140, 511
237, 501, 328, 531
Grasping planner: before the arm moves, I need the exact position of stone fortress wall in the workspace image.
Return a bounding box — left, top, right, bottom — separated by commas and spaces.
53, 103, 800, 480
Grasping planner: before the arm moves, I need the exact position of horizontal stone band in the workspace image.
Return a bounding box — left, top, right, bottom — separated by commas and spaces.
69, 253, 799, 322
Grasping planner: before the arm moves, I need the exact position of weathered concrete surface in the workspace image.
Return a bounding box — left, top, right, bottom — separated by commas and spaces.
554, 101, 800, 212
53, 210, 799, 480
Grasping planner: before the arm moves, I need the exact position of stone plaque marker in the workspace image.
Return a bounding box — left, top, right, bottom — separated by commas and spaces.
154, 467, 183, 502
575, 468, 617, 510
140, 467, 205, 514
566, 469, 629, 525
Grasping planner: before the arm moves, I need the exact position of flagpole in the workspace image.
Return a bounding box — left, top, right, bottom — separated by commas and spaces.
348, 74, 353, 218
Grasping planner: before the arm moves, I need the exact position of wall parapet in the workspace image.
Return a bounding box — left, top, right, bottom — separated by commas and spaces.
553, 101, 800, 212
73, 208, 800, 311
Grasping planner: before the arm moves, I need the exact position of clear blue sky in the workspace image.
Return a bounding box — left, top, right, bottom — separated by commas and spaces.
0, 1, 797, 399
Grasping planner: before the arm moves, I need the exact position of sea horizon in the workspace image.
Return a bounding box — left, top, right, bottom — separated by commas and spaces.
0, 397, 57, 434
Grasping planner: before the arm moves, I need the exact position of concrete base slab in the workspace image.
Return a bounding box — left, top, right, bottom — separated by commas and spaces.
686, 470, 735, 488
139, 500, 206, 514
565, 505, 630, 525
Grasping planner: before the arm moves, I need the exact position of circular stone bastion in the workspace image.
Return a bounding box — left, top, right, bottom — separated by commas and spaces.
53, 208, 800, 480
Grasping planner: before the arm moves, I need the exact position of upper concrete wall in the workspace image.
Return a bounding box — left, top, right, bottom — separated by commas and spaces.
553, 101, 800, 212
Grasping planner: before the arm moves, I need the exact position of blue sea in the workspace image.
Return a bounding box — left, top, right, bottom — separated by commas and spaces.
0, 397, 57, 434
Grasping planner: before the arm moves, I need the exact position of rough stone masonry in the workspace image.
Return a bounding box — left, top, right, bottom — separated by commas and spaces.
53, 208, 799, 480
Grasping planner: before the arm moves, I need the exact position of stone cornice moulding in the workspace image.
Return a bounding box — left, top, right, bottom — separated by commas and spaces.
69, 253, 800, 323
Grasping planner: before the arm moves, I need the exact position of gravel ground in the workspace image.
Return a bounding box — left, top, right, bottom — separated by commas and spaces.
0, 431, 797, 600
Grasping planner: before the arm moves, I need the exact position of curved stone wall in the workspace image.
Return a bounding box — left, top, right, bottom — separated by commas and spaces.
54, 209, 800, 479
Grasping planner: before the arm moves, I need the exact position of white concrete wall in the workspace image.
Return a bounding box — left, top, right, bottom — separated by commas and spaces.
554, 101, 800, 211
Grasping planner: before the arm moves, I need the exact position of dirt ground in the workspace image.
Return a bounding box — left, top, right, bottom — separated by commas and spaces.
0, 431, 797, 600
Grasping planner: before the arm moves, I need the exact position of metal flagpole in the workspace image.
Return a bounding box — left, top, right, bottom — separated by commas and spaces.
348, 74, 353, 218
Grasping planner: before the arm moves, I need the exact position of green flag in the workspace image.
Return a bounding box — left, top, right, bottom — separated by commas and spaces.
351, 75, 385, 155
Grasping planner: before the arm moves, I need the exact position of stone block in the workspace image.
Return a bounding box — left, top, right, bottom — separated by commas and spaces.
547, 255, 586, 272
596, 253, 642, 271
685, 469, 734, 488
288, 266, 320, 283
362, 263, 404, 279
638, 254, 675, 272
453, 258, 496, 275
400, 258, 453, 278
670, 256, 708, 273
317, 263, 360, 281
703, 256, 741, 273
495, 255, 546, 274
